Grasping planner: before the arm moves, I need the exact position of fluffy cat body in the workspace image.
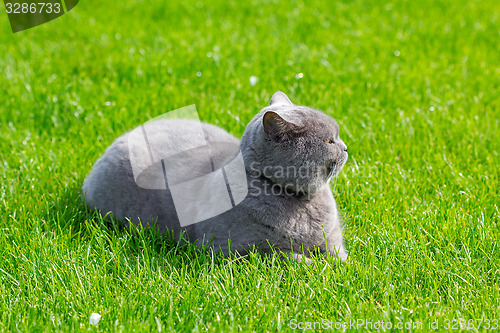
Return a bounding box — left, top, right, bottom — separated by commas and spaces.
83, 92, 348, 261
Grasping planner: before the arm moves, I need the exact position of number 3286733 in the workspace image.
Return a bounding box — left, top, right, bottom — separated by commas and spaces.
5, 3, 61, 14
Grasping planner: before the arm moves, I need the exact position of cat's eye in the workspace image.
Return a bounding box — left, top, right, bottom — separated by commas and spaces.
326, 139, 335, 144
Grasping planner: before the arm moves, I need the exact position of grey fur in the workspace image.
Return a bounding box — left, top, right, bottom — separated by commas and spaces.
82, 92, 348, 261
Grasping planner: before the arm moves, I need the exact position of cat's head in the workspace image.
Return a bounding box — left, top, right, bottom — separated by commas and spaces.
241, 91, 348, 197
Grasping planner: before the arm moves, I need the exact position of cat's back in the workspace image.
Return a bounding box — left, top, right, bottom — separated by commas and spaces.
82, 118, 240, 232
126, 118, 240, 156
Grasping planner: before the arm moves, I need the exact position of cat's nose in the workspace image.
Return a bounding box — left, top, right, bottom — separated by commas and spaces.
337, 139, 347, 152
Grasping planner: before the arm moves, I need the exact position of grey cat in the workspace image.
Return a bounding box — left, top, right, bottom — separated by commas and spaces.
82, 92, 348, 262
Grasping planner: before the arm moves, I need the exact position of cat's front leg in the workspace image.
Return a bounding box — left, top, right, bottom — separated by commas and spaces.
325, 224, 349, 263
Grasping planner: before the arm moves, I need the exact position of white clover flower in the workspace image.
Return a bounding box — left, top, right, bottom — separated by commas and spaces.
89, 312, 101, 325
249, 76, 258, 86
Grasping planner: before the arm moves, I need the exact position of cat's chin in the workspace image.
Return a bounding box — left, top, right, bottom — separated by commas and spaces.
326, 154, 347, 179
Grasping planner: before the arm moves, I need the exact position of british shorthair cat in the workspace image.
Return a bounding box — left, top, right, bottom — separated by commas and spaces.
83, 92, 349, 262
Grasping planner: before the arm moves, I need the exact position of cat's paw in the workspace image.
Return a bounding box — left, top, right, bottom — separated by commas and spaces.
292, 250, 349, 265
291, 253, 313, 264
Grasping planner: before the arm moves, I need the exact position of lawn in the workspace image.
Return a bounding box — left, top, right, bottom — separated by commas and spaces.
0, 0, 499, 331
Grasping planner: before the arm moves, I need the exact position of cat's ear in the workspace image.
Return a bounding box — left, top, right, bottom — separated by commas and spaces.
270, 91, 293, 106
262, 111, 301, 142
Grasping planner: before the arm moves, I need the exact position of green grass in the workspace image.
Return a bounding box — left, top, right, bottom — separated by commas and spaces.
0, 0, 499, 331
